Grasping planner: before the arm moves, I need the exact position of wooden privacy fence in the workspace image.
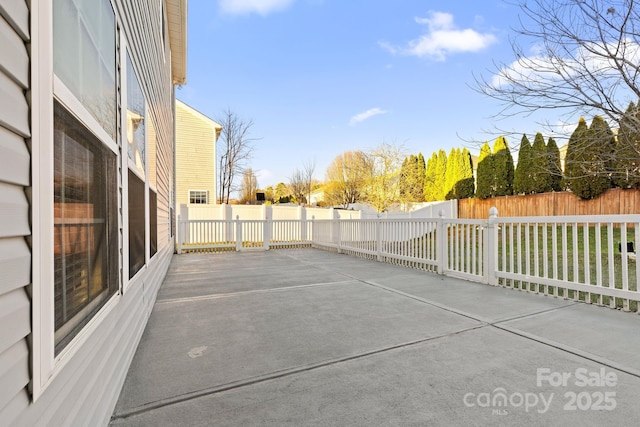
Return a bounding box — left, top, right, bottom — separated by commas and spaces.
177, 210, 640, 313
459, 188, 640, 219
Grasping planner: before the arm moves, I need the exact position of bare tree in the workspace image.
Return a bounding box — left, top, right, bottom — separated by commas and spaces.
365, 142, 406, 213
476, 0, 640, 180
238, 168, 258, 204
302, 159, 316, 205
216, 109, 258, 204
288, 169, 307, 204
324, 150, 372, 208
478, 0, 640, 121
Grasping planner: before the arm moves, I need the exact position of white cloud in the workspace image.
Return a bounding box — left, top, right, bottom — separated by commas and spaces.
491, 39, 640, 89
380, 11, 497, 61
255, 168, 274, 183
349, 108, 389, 126
219, 0, 295, 16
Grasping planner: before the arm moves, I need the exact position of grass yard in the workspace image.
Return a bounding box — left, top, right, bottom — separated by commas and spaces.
496, 223, 638, 311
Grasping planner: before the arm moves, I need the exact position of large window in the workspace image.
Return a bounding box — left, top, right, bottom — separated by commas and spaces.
53, 0, 116, 138
126, 54, 146, 177
128, 170, 146, 278
53, 102, 118, 354
126, 54, 148, 277
148, 116, 158, 254
52, 0, 118, 355
149, 190, 158, 257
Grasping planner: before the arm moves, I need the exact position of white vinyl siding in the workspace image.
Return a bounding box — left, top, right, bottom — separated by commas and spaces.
117, 1, 174, 254
1, 0, 182, 425
0, 1, 31, 425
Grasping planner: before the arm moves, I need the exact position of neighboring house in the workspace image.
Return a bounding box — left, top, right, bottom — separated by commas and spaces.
0, 1, 187, 425
309, 188, 325, 205
175, 100, 222, 208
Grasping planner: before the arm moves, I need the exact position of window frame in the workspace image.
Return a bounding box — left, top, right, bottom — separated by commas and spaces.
189, 189, 209, 204
124, 48, 153, 286
32, 0, 123, 400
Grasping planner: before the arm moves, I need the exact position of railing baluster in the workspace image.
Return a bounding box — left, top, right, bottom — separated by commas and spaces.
583, 222, 590, 302
607, 222, 615, 308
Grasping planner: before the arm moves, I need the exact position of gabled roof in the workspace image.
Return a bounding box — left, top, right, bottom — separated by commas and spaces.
166, 0, 187, 85
176, 99, 223, 139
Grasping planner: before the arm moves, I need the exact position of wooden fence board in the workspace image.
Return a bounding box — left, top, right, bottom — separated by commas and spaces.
458, 188, 640, 219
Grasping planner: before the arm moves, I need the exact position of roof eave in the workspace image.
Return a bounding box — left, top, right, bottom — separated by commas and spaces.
166, 0, 187, 85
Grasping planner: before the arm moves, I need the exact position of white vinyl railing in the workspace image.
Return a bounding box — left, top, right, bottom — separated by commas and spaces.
177, 209, 640, 312
491, 212, 640, 312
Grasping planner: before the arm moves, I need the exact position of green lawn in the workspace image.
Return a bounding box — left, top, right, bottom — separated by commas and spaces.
496, 223, 638, 311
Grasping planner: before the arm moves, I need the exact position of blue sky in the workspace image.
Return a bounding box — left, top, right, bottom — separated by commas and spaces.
179, 0, 561, 189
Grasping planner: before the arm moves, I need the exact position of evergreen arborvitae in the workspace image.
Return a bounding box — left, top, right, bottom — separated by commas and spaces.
455, 148, 475, 198
513, 134, 533, 194
424, 152, 438, 201
399, 156, 412, 200
546, 137, 563, 191
415, 153, 426, 200
492, 136, 514, 196
434, 149, 448, 200
563, 117, 588, 192
564, 116, 612, 199
613, 102, 640, 188
444, 148, 459, 199
400, 154, 427, 202
531, 132, 552, 193
475, 142, 493, 199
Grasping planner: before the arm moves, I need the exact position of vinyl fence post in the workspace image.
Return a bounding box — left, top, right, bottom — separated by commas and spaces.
300, 206, 307, 243
177, 215, 182, 254
235, 215, 242, 252
333, 210, 342, 253
376, 220, 383, 262
436, 211, 445, 274
264, 208, 271, 251
486, 207, 499, 285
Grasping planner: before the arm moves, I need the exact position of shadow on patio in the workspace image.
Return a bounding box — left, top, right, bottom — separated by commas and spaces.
110, 249, 640, 426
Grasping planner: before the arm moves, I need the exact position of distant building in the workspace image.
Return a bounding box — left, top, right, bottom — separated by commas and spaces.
175, 100, 222, 207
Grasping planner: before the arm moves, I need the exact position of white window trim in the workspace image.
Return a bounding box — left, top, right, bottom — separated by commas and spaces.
124, 46, 152, 286
144, 101, 151, 264
53, 76, 118, 155
31, 0, 122, 400
121, 31, 130, 291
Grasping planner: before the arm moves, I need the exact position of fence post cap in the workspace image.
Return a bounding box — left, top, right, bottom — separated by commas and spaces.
489, 207, 499, 218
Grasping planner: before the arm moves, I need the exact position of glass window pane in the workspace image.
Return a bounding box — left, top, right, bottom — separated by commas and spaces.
148, 115, 157, 188
53, 0, 116, 139
129, 171, 146, 278
150, 190, 158, 257
189, 190, 208, 204
127, 54, 146, 177
54, 101, 118, 355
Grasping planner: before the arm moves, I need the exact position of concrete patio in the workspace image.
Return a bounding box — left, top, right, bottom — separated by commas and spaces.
110, 248, 640, 426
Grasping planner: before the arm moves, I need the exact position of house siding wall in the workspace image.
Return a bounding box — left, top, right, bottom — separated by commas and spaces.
0, 1, 180, 425
0, 1, 32, 425
175, 101, 218, 207
117, 0, 175, 252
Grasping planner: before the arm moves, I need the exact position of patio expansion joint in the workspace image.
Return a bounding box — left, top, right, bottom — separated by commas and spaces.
492, 323, 640, 381
110, 324, 485, 422
359, 278, 640, 383
155, 280, 357, 305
